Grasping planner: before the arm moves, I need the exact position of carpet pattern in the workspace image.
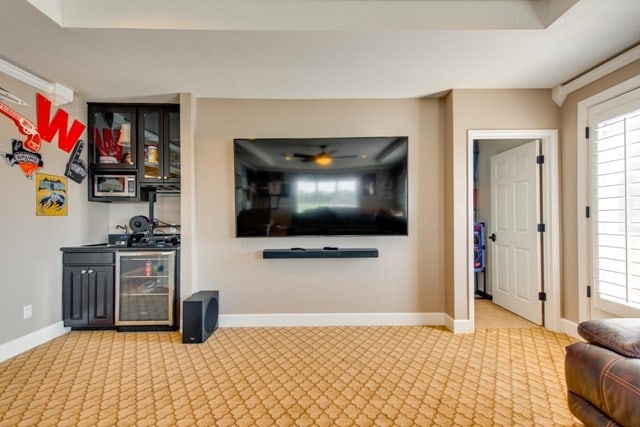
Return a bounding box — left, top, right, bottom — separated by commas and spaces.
0, 326, 580, 426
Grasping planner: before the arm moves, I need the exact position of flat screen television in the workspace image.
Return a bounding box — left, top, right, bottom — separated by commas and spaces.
234, 136, 408, 237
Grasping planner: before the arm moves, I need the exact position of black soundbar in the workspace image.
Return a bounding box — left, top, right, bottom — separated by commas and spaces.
263, 248, 378, 259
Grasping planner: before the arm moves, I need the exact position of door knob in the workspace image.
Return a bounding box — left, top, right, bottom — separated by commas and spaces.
489, 233, 496, 242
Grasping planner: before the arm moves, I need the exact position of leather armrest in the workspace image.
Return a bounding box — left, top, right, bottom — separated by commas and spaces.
566, 342, 640, 426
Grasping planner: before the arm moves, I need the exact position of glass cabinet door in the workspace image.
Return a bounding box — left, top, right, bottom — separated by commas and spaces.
140, 110, 162, 181
166, 110, 181, 182
139, 106, 180, 183
88, 105, 136, 167
116, 251, 175, 325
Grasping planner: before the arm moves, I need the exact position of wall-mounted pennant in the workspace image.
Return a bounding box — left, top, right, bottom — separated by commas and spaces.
36, 94, 85, 153
1, 139, 43, 179
36, 173, 67, 216
0, 101, 41, 152
65, 139, 87, 183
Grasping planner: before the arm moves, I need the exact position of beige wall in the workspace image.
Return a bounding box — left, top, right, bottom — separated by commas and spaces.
193, 98, 445, 315
443, 93, 454, 317
559, 59, 640, 322
0, 74, 108, 346
189, 92, 561, 321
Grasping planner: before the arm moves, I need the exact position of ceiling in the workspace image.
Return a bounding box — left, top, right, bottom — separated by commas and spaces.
1, 0, 640, 102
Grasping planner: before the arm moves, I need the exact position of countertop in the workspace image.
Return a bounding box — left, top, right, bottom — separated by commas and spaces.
61, 244, 180, 252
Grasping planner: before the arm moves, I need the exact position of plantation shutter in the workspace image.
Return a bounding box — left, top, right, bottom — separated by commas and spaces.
589, 90, 640, 317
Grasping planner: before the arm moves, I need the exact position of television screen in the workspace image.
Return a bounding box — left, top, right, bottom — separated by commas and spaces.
234, 136, 408, 237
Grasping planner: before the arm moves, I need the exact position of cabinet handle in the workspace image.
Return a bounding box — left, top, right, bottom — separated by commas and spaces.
87, 269, 94, 274
81, 269, 87, 274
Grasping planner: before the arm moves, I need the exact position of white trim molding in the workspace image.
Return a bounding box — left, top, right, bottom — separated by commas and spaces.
220, 312, 445, 328
467, 129, 561, 332
560, 318, 581, 341
0, 58, 73, 105
576, 74, 640, 323
0, 322, 69, 363
444, 314, 474, 334
552, 44, 640, 107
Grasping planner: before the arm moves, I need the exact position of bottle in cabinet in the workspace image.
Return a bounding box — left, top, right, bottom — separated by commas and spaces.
139, 106, 180, 185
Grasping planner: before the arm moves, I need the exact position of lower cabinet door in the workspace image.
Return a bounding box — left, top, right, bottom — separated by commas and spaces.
88, 266, 114, 325
63, 266, 89, 326
63, 265, 114, 327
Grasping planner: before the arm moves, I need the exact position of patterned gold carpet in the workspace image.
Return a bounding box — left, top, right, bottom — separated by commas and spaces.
0, 324, 580, 426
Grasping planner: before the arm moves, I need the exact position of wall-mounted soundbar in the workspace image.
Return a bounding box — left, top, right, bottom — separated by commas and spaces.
263, 247, 379, 259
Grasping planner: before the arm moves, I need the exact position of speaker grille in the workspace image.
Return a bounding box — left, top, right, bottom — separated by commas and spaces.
204, 297, 219, 334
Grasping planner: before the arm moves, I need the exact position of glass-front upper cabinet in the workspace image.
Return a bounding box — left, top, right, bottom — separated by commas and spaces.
88, 104, 137, 168
139, 106, 180, 184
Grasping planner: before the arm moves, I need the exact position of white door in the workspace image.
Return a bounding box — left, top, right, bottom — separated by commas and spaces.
489, 140, 543, 324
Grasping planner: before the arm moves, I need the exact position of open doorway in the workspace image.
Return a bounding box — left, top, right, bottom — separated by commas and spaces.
475, 138, 542, 324
467, 130, 561, 332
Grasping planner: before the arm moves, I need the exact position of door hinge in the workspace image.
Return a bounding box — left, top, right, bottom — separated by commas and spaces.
587, 285, 591, 298
536, 155, 545, 164
537, 224, 546, 232
586, 206, 590, 218
538, 291, 547, 302
585, 127, 590, 139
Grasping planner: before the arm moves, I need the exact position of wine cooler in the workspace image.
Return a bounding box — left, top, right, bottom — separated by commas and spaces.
115, 251, 176, 326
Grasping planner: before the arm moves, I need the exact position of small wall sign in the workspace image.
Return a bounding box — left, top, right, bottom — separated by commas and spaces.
35, 173, 67, 216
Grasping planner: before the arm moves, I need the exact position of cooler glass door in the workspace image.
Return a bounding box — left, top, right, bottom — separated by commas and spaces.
115, 251, 175, 326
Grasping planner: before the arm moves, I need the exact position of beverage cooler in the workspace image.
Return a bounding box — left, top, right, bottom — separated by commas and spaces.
116, 251, 176, 327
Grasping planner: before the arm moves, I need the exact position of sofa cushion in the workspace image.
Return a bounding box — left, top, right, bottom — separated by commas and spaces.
578, 318, 640, 358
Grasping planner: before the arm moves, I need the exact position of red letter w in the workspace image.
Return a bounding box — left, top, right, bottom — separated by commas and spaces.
36, 93, 86, 153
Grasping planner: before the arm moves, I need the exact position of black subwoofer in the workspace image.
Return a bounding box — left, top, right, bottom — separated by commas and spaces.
182, 290, 219, 344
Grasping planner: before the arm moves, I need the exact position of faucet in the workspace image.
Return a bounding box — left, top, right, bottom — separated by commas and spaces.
116, 224, 129, 234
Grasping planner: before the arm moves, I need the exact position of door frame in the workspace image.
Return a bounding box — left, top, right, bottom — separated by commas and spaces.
467, 129, 560, 331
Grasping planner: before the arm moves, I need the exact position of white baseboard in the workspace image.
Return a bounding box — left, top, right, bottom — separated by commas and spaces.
560, 318, 581, 340
0, 322, 69, 363
444, 314, 474, 334
0, 316, 577, 362
219, 312, 446, 328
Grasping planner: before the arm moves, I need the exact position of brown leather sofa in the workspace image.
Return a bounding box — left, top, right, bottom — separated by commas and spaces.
565, 318, 640, 427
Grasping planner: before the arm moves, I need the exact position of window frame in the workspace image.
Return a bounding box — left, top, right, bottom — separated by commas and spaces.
588, 91, 640, 318
578, 77, 640, 322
